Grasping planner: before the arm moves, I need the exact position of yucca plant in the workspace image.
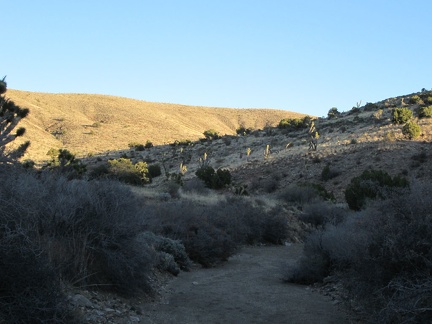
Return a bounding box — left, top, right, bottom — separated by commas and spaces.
0, 76, 30, 163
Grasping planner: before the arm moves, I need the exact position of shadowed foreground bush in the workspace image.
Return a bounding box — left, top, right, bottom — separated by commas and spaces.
285, 183, 432, 322
0, 167, 156, 298
144, 196, 289, 267
0, 228, 74, 323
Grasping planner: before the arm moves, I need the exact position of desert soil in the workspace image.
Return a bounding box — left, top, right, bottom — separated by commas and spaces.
140, 244, 350, 324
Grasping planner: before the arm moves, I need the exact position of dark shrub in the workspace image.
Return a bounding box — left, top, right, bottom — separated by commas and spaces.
0, 229, 74, 323
182, 177, 210, 194
148, 163, 162, 178
195, 166, 231, 189
345, 169, 409, 210
0, 168, 156, 297
321, 164, 340, 181
145, 140, 154, 149
284, 231, 331, 284
300, 202, 345, 227
327, 107, 340, 119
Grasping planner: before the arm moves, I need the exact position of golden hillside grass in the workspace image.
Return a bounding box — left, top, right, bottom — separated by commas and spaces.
6, 90, 306, 162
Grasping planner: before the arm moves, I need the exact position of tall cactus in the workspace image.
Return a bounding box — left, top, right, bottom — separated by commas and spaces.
0, 76, 30, 163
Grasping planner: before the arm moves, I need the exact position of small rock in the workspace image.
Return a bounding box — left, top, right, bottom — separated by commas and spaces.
192, 281, 199, 285
129, 316, 141, 322
70, 294, 93, 308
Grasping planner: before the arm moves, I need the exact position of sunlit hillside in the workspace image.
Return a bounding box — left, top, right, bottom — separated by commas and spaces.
6, 90, 307, 162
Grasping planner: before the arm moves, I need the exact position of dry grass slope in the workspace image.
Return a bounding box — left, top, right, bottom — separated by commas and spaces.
6, 90, 306, 162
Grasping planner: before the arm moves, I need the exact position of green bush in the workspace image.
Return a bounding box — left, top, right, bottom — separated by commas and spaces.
278, 116, 311, 130
402, 121, 421, 139
195, 166, 231, 189
129, 142, 145, 151
418, 105, 432, 118
409, 95, 421, 104
108, 158, 150, 185
345, 169, 409, 210
392, 108, 413, 124
203, 129, 220, 140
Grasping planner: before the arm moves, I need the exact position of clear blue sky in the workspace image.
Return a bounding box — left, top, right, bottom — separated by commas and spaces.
3, 1, 431, 117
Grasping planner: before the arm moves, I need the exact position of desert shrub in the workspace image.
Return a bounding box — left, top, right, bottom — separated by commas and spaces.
236, 126, 253, 135
144, 197, 289, 267
148, 163, 162, 178
392, 107, 412, 124
278, 184, 321, 206
0, 168, 156, 297
402, 121, 421, 139
409, 94, 421, 104
284, 230, 331, 284
345, 169, 409, 211
108, 158, 150, 185
195, 166, 231, 189
321, 164, 340, 181
364, 102, 378, 111
0, 227, 74, 322
299, 202, 346, 227
89, 163, 110, 179
181, 177, 210, 194
45, 148, 87, 177
261, 177, 279, 193
145, 140, 154, 148
203, 129, 220, 140
278, 116, 310, 130
290, 183, 432, 322
144, 201, 236, 267
261, 209, 289, 244
137, 232, 191, 275
129, 142, 145, 151
418, 105, 432, 118
327, 107, 340, 119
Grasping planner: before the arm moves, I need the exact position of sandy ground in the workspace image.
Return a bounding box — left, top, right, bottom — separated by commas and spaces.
140, 244, 350, 324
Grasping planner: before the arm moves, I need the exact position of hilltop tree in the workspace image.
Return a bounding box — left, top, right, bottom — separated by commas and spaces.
0, 77, 30, 163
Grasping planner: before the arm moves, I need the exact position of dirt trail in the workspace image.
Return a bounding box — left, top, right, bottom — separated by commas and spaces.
141, 244, 349, 324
